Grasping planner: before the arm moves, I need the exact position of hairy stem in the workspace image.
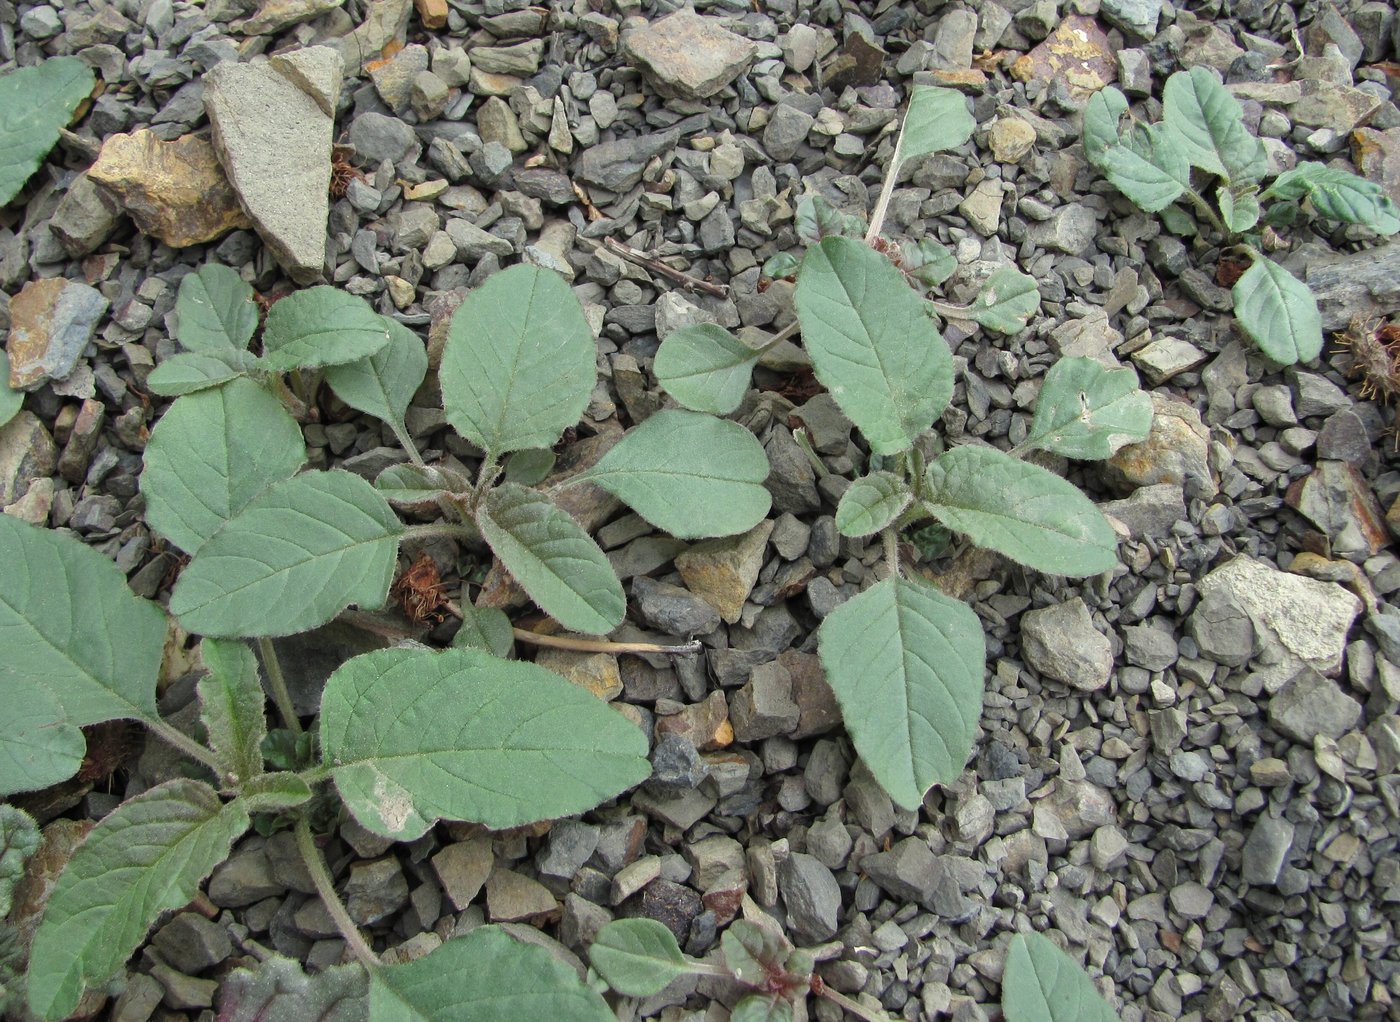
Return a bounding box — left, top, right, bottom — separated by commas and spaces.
819, 985, 895, 1022
400, 522, 480, 543
295, 818, 379, 970
147, 720, 224, 775
793, 428, 830, 479
882, 527, 901, 578
256, 638, 303, 738
268, 373, 312, 422
388, 420, 427, 469
1182, 186, 1232, 237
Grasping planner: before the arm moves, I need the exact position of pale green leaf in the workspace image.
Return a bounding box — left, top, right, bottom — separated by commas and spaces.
904, 238, 956, 287
1162, 67, 1266, 183
924, 446, 1118, 576
0, 689, 85, 797
1081, 87, 1189, 213
0, 352, 22, 428
217, 955, 368, 1022
197, 638, 266, 784
1026, 357, 1153, 460
478, 482, 625, 634
374, 463, 450, 506
1218, 185, 1261, 232
174, 263, 258, 354
1003, 933, 1121, 1022
323, 317, 428, 428
371, 927, 614, 1022
761, 252, 801, 279
732, 996, 794, 1022
451, 604, 515, 659
440, 263, 595, 457
1232, 256, 1323, 365
795, 194, 859, 243
794, 237, 954, 455
899, 85, 975, 163
321, 646, 650, 838
169, 470, 403, 638
146, 350, 260, 396
589, 919, 693, 997
259, 287, 390, 371
965, 267, 1040, 334
578, 410, 771, 539
835, 471, 911, 537
26, 780, 250, 1021
0, 58, 95, 207
141, 377, 307, 555
236, 772, 313, 812
721, 918, 792, 988
653, 324, 761, 414
504, 448, 556, 486
817, 576, 985, 809
1264, 163, 1400, 235
0, 805, 39, 917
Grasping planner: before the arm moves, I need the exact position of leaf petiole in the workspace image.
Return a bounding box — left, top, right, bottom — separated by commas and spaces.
256, 637, 303, 738
294, 817, 379, 970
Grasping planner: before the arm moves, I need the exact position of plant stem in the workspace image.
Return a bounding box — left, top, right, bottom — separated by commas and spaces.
882, 527, 901, 578
927, 298, 973, 322
760, 320, 802, 350
268, 373, 312, 422
148, 720, 224, 775
512, 627, 702, 656
864, 136, 904, 244
294, 817, 379, 970
819, 985, 895, 1022
400, 522, 480, 543
1182, 186, 1232, 237
388, 420, 427, 469
793, 428, 830, 479
298, 763, 333, 786
256, 638, 303, 738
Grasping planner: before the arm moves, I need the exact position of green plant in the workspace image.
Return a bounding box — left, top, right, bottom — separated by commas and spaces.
0, 57, 95, 207
1081, 66, 1399, 365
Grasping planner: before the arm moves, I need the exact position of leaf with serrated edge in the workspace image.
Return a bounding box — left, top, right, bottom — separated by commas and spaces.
0, 806, 39, 917
174, 263, 257, 353
259, 287, 390, 371
371, 927, 614, 1022
1026, 358, 1153, 460
1265, 163, 1400, 234
835, 471, 912, 537
141, 377, 307, 555
322, 646, 650, 837
170, 470, 403, 638
197, 638, 265, 784
898, 85, 975, 163
440, 264, 595, 458
479, 482, 623, 634
795, 237, 954, 455
0, 352, 22, 428
1003, 933, 1121, 1022
0, 58, 94, 206
217, 954, 368, 1022
450, 604, 515, 659
324, 317, 428, 428
654, 324, 762, 414
236, 772, 313, 812
966, 267, 1040, 334
925, 447, 1118, 576
817, 577, 984, 809
504, 448, 556, 486
589, 919, 693, 997
1162, 67, 1266, 183
0, 688, 85, 797
1082, 87, 1189, 213
146, 351, 260, 397
577, 410, 771, 539
26, 779, 250, 1022
1232, 256, 1323, 365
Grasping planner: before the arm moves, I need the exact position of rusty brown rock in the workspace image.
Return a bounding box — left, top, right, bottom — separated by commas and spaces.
1352, 126, 1400, 208
533, 649, 623, 701
674, 519, 774, 624
1010, 15, 1116, 100
6, 277, 108, 391
1104, 392, 1217, 500
1284, 460, 1390, 559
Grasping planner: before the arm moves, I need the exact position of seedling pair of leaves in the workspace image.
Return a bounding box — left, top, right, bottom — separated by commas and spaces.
1082, 66, 1399, 365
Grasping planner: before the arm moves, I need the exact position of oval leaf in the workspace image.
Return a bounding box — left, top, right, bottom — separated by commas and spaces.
1003, 933, 1121, 1022
451, 604, 515, 659
1162, 67, 1266, 183
1266, 163, 1400, 235
146, 351, 259, 396
375, 463, 450, 506
835, 471, 912, 537
589, 919, 692, 997
174, 263, 258, 353
965, 267, 1040, 334
0, 58, 95, 207
1026, 357, 1153, 460
653, 324, 761, 414
924, 446, 1118, 576
197, 638, 266, 785
899, 85, 975, 163
1232, 256, 1323, 365
581, 410, 771, 539
817, 576, 985, 810
26, 780, 250, 1022
795, 237, 954, 455
0, 352, 22, 428
260, 287, 390, 371
440, 264, 595, 457
504, 448, 557, 486
323, 317, 428, 428
170, 470, 403, 638
0, 805, 40, 917
1082, 87, 1189, 213
321, 646, 650, 838
141, 377, 307, 554
0, 690, 85, 798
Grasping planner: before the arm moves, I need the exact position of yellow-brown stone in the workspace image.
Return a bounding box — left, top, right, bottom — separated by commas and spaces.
1010, 15, 1116, 101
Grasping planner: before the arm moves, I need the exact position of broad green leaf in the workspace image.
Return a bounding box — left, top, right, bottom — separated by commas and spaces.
0, 925, 24, 1019
0, 58, 95, 206
217, 955, 368, 1022
795, 194, 856, 243
904, 238, 956, 287
0, 806, 38, 916
146, 350, 260, 396
795, 237, 954, 455
26, 779, 250, 1021
654, 324, 762, 414
1162, 67, 1266, 183
371, 927, 614, 1022
440, 263, 595, 457
898, 85, 975, 163
374, 463, 451, 505
721, 918, 793, 988
761, 251, 801, 279
170, 470, 403, 638
0, 515, 164, 726
236, 772, 313, 812
1026, 357, 1153, 460
0, 689, 85, 797
733, 996, 794, 1022
1218, 184, 1261, 232
835, 471, 912, 537
817, 576, 985, 809
174, 263, 258, 353
478, 483, 625, 634
141, 377, 307, 555
1232, 256, 1323, 365
0, 352, 21, 428
1264, 163, 1400, 235
589, 919, 693, 997
321, 646, 650, 838
259, 287, 390, 371
504, 448, 556, 486
1003, 933, 1121, 1022
451, 604, 515, 659
924, 446, 1118, 576
965, 267, 1040, 334
197, 638, 266, 784
1081, 87, 1189, 213
577, 410, 771, 539
323, 317, 428, 428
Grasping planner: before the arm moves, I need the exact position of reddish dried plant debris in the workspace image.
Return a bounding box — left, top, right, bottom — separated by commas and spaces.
1336, 316, 1400, 404
392, 553, 450, 624
329, 143, 364, 200
1215, 259, 1249, 287
76, 721, 134, 783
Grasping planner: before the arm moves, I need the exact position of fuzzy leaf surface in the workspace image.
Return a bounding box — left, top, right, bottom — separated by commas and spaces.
174, 264, 257, 353
1265, 163, 1400, 234
1218, 185, 1262, 232
479, 483, 625, 634
589, 919, 692, 997
732, 996, 794, 1022
216, 954, 368, 1022
817, 576, 984, 809
259, 287, 389, 371
323, 317, 428, 428
835, 471, 911, 537
197, 638, 266, 784
899, 85, 975, 162
146, 351, 260, 396
504, 448, 556, 486
440, 264, 595, 457
904, 238, 956, 286
580, 410, 771, 539
653, 324, 761, 414
1232, 256, 1323, 365
1081, 87, 1189, 213
141, 377, 307, 555
374, 464, 450, 505
26, 780, 250, 1021
450, 604, 515, 659
236, 772, 313, 812
0, 690, 85, 797
0, 58, 94, 206
169, 470, 402, 638
1003, 933, 1120, 1022
795, 237, 954, 454
964, 267, 1040, 334
0, 353, 21, 428
1026, 357, 1153, 460
1162, 67, 1266, 182
0, 806, 38, 917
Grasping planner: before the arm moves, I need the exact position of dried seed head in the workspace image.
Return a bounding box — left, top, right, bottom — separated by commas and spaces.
1336, 316, 1400, 405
